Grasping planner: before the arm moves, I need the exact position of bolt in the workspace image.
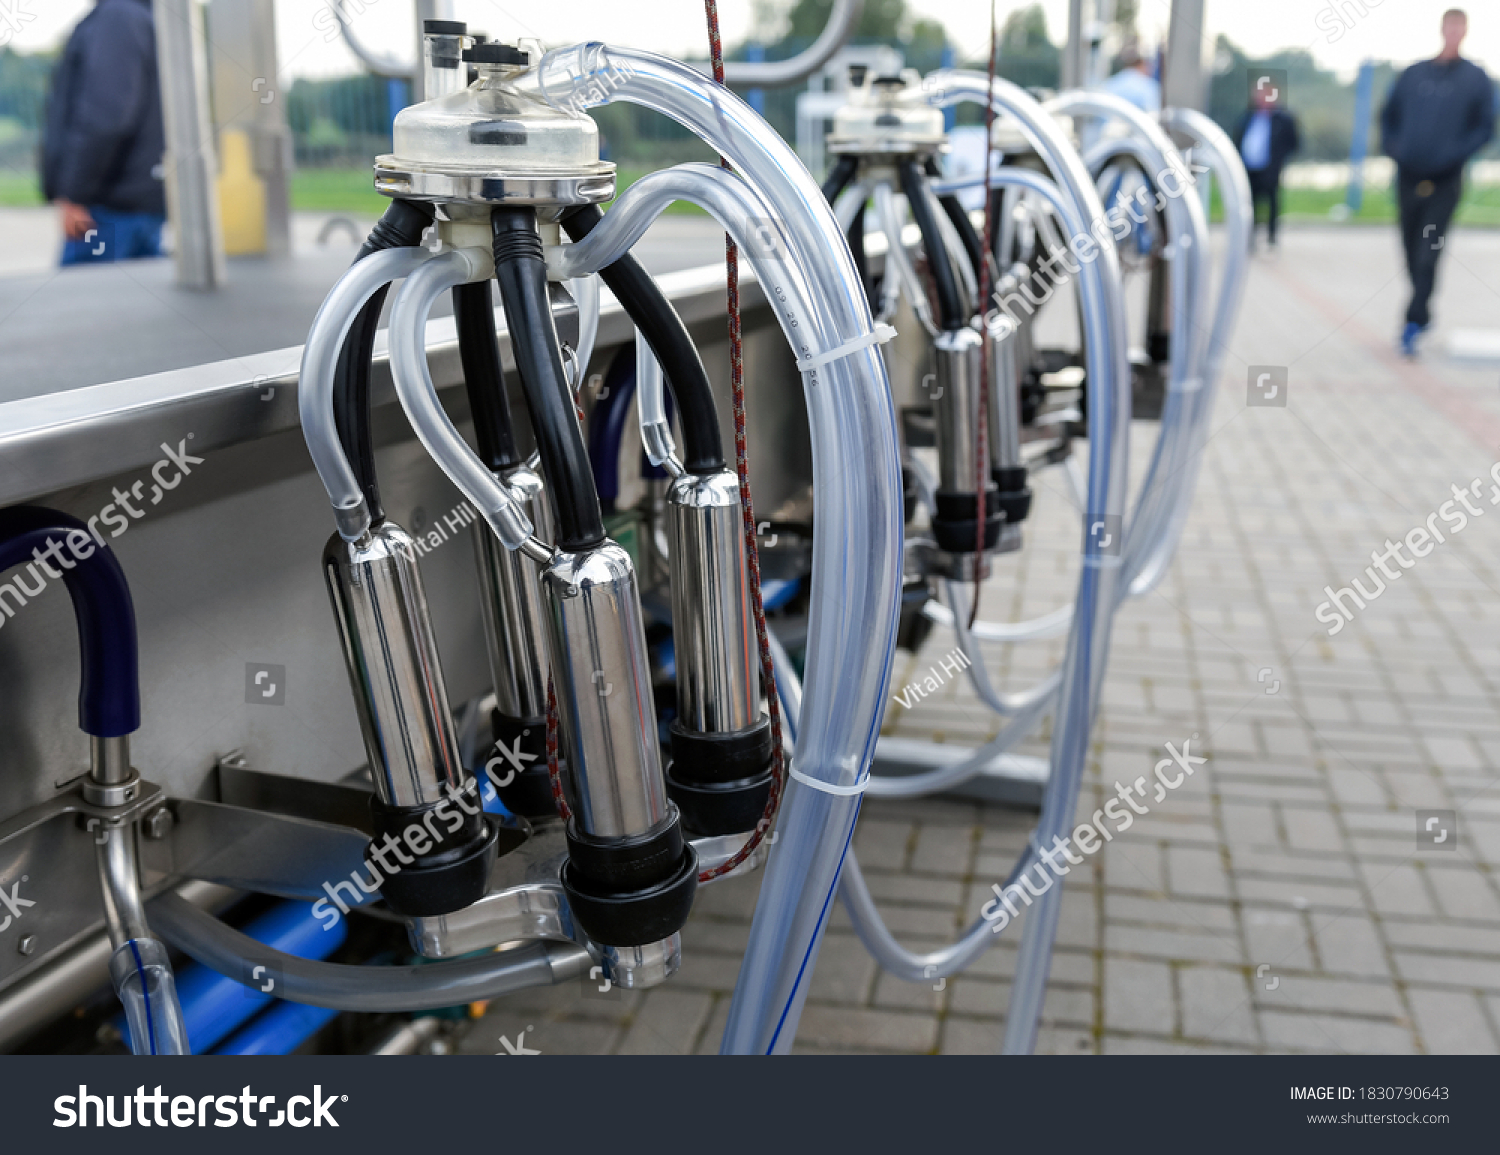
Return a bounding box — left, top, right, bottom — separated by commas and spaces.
143, 806, 174, 841
17, 935, 36, 956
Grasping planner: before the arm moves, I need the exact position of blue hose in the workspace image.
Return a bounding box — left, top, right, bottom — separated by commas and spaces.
0, 506, 139, 737
212, 1000, 341, 1056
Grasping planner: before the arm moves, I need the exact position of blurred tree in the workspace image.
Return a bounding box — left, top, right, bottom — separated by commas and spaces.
999, 4, 1055, 56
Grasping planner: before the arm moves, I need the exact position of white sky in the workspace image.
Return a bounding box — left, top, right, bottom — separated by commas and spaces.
10, 1, 1495, 81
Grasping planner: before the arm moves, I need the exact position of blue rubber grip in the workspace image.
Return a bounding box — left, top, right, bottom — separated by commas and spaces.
0, 505, 140, 737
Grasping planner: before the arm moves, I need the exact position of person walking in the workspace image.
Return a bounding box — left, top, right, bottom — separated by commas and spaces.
41, 0, 166, 267
1380, 8, 1496, 356
1234, 78, 1301, 252
1103, 44, 1161, 114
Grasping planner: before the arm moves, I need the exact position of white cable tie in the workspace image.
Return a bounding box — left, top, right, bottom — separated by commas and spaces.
794, 323, 897, 374
788, 765, 870, 796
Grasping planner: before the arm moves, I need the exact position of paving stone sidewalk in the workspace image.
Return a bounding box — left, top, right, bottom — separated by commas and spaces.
461, 226, 1500, 1056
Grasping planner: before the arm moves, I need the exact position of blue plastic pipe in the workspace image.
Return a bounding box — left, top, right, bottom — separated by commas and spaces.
1347, 61, 1375, 213
212, 1000, 342, 1056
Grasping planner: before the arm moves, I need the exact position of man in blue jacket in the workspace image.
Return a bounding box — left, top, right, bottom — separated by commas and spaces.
41, 0, 166, 267
1233, 81, 1301, 252
1380, 8, 1497, 356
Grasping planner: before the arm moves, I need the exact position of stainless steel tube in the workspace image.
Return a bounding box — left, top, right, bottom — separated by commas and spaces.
933, 327, 984, 494
986, 317, 1024, 474
323, 523, 466, 809
541, 542, 667, 839
667, 470, 758, 735
473, 465, 552, 722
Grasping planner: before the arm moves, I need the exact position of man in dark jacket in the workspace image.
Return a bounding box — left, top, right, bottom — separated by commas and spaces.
41, 0, 166, 266
1380, 8, 1497, 356
1233, 80, 1300, 251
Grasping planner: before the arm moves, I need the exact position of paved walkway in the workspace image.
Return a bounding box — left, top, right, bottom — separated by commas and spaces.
460, 225, 1500, 1056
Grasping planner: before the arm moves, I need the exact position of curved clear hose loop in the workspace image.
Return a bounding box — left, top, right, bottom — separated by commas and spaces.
299, 246, 437, 541
386, 250, 544, 555
568, 273, 601, 387
507, 45, 906, 1048
924, 70, 1130, 1055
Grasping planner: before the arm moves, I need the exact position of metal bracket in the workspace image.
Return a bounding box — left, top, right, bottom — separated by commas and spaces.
0, 775, 165, 853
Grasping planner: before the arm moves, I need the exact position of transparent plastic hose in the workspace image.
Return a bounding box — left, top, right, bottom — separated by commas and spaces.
1140, 108, 1253, 596
873, 181, 938, 338
883, 162, 1118, 808
148, 892, 589, 1011
516, 44, 903, 1055
833, 182, 869, 233
635, 325, 682, 473
569, 273, 601, 387
773, 628, 1042, 976
109, 937, 189, 1055
299, 245, 436, 542
386, 249, 540, 552
925, 71, 1130, 1056
943, 580, 1063, 716
1046, 90, 1209, 599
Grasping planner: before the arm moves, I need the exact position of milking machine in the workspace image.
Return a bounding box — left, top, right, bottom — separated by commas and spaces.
792, 68, 1250, 1052
0, 10, 1245, 1058
80, 24, 899, 1037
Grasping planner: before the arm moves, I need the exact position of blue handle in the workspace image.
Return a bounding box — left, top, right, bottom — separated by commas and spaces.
0, 506, 140, 737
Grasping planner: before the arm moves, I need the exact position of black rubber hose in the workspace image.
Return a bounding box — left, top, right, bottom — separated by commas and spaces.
560, 205, 724, 475
333, 199, 435, 524
898, 159, 965, 332
821, 153, 858, 203
492, 207, 606, 552
453, 279, 522, 473
927, 157, 987, 289
848, 199, 870, 305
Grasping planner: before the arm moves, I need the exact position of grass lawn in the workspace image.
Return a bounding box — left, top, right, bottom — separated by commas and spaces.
0, 172, 41, 206
1206, 181, 1500, 227
6, 163, 1497, 229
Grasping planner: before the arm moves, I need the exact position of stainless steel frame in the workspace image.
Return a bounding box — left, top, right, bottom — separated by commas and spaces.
0, 258, 802, 1015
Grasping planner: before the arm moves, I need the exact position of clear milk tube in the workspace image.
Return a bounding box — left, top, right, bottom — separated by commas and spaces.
516, 44, 903, 1053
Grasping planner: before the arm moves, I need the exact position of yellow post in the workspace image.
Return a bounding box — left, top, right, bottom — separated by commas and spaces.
216, 129, 268, 256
